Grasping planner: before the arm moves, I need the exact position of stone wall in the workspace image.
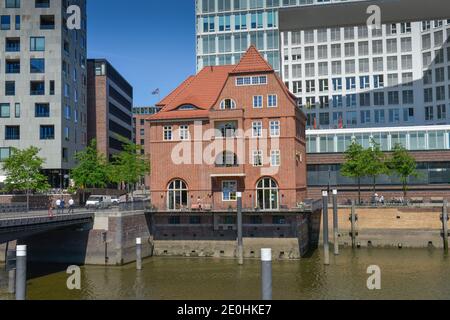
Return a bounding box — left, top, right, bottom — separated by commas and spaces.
320, 206, 447, 248
0, 211, 153, 266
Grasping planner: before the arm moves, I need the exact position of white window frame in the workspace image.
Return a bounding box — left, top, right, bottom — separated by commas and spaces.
253, 95, 263, 108
252, 121, 263, 138
270, 120, 280, 137
220, 98, 236, 110
222, 180, 237, 202
179, 125, 190, 141
253, 150, 263, 167
163, 126, 173, 141
267, 94, 278, 108
271, 150, 281, 167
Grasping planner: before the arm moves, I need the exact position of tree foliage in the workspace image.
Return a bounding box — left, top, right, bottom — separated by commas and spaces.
109, 137, 150, 194
2, 147, 50, 210
71, 139, 110, 189
362, 140, 388, 194
387, 143, 418, 199
341, 142, 366, 204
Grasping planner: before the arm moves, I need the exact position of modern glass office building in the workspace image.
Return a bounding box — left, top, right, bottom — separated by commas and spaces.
195, 0, 450, 129
306, 125, 450, 188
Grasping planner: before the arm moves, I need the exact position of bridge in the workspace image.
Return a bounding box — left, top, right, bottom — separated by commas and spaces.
0, 210, 95, 244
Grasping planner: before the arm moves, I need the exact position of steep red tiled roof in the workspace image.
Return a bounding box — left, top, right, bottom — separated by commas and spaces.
157, 65, 235, 112
231, 45, 273, 74
149, 46, 298, 122
156, 76, 195, 108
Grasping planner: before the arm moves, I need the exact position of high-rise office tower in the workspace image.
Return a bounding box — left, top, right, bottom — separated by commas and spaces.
0, 0, 88, 188
195, 0, 450, 129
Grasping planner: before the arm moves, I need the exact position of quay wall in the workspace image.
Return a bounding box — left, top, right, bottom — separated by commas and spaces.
320, 206, 447, 248
0, 211, 154, 266
1, 206, 448, 265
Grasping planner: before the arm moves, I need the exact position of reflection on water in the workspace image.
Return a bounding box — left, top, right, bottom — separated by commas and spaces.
1, 248, 449, 300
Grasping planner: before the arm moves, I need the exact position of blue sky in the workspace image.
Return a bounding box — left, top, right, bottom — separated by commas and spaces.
87, 0, 196, 106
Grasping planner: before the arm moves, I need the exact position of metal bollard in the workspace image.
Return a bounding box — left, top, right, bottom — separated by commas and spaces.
333, 190, 339, 256
15, 245, 27, 301
136, 238, 142, 271
261, 248, 272, 301
237, 194, 244, 265
322, 191, 330, 265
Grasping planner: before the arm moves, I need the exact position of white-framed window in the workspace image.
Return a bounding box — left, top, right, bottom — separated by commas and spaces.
222, 180, 237, 201
163, 126, 173, 141
271, 150, 281, 167
252, 121, 263, 137
253, 95, 263, 108
253, 150, 263, 167
179, 125, 189, 140
268, 94, 277, 108
220, 98, 236, 110
236, 75, 267, 86
270, 120, 280, 137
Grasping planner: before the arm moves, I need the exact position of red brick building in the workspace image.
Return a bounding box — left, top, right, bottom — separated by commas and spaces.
147, 47, 307, 211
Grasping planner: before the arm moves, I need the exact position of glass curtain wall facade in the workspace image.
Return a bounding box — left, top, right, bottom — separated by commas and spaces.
196, 0, 450, 129
307, 125, 450, 187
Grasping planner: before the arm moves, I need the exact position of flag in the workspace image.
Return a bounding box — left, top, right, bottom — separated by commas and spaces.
152, 88, 160, 95
338, 116, 343, 129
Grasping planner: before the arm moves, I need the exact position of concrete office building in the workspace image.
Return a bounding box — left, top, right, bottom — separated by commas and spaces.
87, 59, 133, 161
195, 0, 450, 129
0, 0, 88, 188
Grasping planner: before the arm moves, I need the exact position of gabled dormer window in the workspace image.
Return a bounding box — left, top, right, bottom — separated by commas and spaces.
220, 99, 236, 110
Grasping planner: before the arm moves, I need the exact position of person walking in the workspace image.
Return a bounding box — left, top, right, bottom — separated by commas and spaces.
68, 198, 75, 214
60, 198, 66, 215
55, 198, 61, 215
48, 200, 54, 218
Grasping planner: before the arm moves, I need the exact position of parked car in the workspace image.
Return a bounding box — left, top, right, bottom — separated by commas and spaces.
86, 195, 113, 209
111, 196, 120, 205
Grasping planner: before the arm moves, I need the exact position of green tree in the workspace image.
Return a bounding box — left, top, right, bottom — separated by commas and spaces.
341, 142, 366, 204
2, 147, 50, 211
388, 144, 418, 201
362, 140, 388, 196
109, 137, 150, 199
71, 139, 110, 204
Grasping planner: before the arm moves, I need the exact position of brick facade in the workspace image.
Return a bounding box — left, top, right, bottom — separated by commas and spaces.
147, 47, 307, 211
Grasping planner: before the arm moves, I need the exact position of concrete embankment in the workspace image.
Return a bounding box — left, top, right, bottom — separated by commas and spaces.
0, 211, 154, 266
1, 206, 447, 265
320, 206, 447, 249
153, 238, 301, 260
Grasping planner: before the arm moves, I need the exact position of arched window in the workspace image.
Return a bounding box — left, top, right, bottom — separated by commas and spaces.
220, 99, 236, 110
215, 151, 238, 167
167, 179, 188, 210
256, 178, 279, 210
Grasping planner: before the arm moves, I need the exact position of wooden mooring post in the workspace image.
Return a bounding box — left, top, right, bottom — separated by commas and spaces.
442, 201, 449, 254
350, 200, 358, 249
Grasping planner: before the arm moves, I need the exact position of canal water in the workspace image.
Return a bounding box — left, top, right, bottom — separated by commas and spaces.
0, 248, 449, 300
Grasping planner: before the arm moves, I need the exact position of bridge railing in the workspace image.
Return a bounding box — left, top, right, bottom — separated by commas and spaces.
0, 203, 28, 214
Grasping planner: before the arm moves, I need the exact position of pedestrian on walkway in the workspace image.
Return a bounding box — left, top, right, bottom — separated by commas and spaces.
48, 201, 54, 218
68, 198, 75, 214
60, 198, 65, 215
55, 198, 61, 215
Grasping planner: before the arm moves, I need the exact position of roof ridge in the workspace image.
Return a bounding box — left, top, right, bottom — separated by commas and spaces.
231, 45, 273, 74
